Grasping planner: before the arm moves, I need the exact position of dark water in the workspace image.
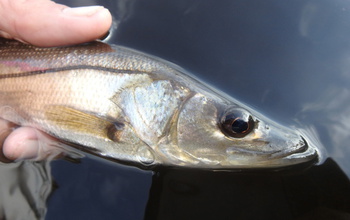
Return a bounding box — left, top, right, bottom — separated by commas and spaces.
1, 0, 350, 219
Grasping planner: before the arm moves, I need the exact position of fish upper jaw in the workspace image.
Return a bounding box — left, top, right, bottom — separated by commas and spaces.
223, 134, 318, 168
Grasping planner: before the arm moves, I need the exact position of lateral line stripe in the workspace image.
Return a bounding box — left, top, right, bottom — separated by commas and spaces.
0, 65, 146, 79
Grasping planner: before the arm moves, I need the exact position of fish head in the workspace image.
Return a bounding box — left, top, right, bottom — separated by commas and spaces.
159, 92, 318, 169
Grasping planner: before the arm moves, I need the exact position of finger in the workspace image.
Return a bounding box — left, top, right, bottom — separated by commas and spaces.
1, 124, 78, 162
0, 0, 112, 47
2, 126, 66, 161
2, 127, 41, 161
0, 119, 17, 163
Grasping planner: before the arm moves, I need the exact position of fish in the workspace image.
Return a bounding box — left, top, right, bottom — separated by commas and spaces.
0, 38, 318, 169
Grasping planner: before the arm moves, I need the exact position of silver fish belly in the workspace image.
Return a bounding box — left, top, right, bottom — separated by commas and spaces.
0, 39, 318, 169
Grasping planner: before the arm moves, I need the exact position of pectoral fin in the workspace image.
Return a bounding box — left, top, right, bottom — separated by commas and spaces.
44, 105, 123, 142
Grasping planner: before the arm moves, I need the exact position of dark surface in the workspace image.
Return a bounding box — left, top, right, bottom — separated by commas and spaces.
146, 159, 350, 220
47, 156, 152, 220
47, 0, 350, 219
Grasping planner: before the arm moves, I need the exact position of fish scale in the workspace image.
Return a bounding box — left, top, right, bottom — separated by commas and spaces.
0, 38, 318, 169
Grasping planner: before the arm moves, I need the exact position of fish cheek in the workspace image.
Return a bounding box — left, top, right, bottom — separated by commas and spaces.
176, 94, 231, 165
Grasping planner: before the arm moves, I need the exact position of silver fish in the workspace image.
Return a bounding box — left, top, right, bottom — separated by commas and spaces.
0, 39, 317, 169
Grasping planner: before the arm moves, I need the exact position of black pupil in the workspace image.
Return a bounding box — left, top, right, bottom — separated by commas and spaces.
220, 110, 254, 138
231, 118, 248, 133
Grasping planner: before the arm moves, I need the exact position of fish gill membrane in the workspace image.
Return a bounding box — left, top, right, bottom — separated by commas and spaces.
0, 38, 321, 170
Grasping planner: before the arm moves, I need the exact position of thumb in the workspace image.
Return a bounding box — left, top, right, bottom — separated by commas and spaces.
0, 0, 112, 47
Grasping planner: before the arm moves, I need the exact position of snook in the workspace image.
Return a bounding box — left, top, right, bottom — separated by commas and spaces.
0, 39, 318, 169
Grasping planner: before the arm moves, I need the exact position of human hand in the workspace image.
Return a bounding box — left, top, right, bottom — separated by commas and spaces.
0, 0, 112, 47
0, 0, 112, 162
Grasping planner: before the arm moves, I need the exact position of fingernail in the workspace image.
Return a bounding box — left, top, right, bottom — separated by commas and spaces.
99, 31, 110, 40
0, 31, 29, 44
63, 5, 105, 17
0, 30, 13, 39
14, 38, 29, 44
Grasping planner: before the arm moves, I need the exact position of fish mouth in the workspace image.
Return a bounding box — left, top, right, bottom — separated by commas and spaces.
225, 135, 318, 168
264, 136, 318, 168
283, 136, 318, 162
269, 136, 309, 159
227, 136, 311, 158
290, 136, 309, 155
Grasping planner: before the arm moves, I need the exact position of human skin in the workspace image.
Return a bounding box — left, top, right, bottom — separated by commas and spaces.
0, 0, 112, 162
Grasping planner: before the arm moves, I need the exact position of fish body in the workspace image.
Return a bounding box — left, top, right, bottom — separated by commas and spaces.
0, 39, 317, 169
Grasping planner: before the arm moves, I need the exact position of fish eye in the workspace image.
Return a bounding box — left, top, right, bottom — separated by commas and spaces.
220, 109, 255, 138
